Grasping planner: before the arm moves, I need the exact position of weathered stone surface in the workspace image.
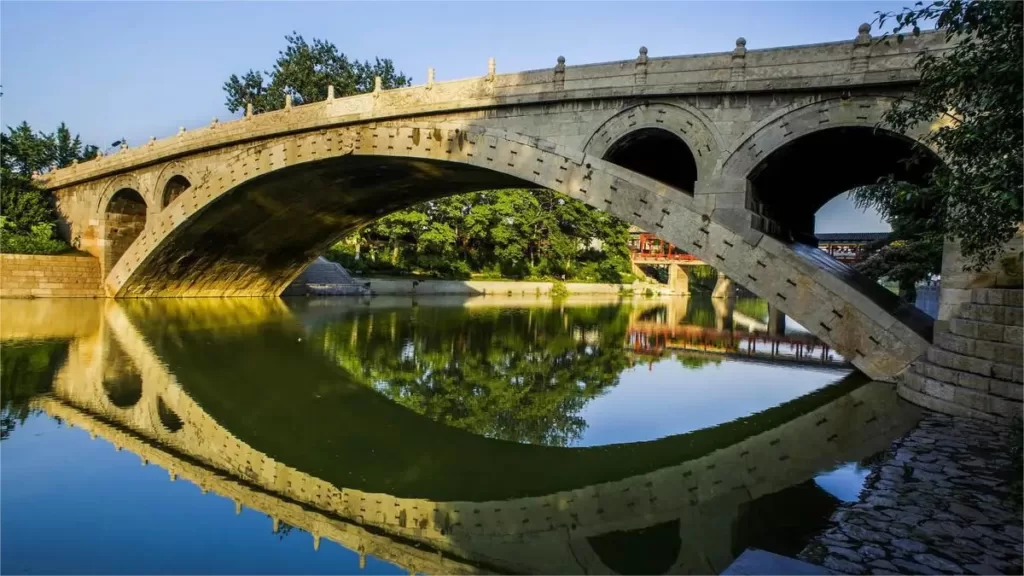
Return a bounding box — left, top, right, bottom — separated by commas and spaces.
801, 411, 1023, 576
891, 538, 928, 554
824, 556, 866, 575
913, 553, 963, 574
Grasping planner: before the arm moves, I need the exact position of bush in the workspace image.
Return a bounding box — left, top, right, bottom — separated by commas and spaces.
550, 281, 570, 299
0, 221, 69, 255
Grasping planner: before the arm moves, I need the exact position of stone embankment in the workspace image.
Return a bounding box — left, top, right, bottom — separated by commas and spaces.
900, 289, 1023, 423
0, 254, 103, 298
800, 411, 1023, 575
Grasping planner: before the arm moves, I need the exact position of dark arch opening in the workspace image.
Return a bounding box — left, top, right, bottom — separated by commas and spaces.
587, 519, 681, 575
748, 126, 940, 244
604, 128, 698, 195
162, 175, 191, 208
104, 188, 147, 275
157, 398, 183, 433
102, 337, 143, 409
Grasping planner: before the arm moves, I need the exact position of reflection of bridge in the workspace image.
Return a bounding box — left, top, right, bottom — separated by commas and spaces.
625, 297, 847, 369
38, 30, 945, 380
10, 299, 921, 574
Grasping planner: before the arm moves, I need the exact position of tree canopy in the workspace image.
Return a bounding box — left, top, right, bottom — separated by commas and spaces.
223, 33, 411, 114
1, 121, 98, 253
329, 189, 633, 282
855, 1, 1022, 272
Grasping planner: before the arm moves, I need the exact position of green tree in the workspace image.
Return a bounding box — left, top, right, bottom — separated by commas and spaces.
223, 33, 411, 114
853, 179, 945, 302
855, 1, 1023, 270
1, 121, 96, 251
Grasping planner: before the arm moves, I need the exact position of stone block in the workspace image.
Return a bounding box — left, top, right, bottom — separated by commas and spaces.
958, 303, 1023, 327
971, 288, 1024, 307
989, 379, 1024, 402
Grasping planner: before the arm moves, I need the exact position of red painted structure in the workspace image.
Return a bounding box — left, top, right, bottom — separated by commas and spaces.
629, 233, 702, 263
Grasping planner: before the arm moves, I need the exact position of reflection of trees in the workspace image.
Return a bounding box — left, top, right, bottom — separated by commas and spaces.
1, 340, 67, 440
734, 298, 769, 322
315, 304, 633, 446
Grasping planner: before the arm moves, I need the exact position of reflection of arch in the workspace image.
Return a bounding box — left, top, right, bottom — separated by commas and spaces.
103, 188, 147, 276
604, 128, 699, 195
102, 338, 142, 409
161, 175, 192, 208
157, 397, 183, 433
588, 520, 681, 575
583, 102, 722, 187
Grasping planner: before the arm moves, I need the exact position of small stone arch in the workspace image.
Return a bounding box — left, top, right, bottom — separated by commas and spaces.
103, 187, 148, 276
154, 162, 199, 209
583, 102, 722, 189
717, 95, 932, 181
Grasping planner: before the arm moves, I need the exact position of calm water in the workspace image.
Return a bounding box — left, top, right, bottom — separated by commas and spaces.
0, 295, 921, 575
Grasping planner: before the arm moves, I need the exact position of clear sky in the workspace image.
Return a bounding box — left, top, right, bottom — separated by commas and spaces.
1, 1, 898, 233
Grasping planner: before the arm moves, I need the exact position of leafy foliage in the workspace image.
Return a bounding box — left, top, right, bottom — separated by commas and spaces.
317, 304, 635, 446
859, 1, 1023, 270
223, 33, 411, 114
326, 189, 633, 282
1, 341, 67, 440
852, 179, 945, 301
1, 121, 97, 253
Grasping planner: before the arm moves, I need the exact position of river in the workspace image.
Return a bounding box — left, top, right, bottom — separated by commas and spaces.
0, 295, 922, 574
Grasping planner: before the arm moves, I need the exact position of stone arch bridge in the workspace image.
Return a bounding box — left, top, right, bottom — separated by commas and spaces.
42, 27, 945, 379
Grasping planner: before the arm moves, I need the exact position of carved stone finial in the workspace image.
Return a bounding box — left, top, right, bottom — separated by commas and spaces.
285, 94, 293, 110
245, 102, 253, 118
178, 126, 186, 136
426, 67, 435, 90
235, 500, 242, 515
855, 23, 872, 45
148, 136, 156, 146
734, 37, 747, 58
210, 117, 218, 127
72, 159, 79, 167
313, 534, 321, 551
553, 56, 566, 89
169, 471, 176, 482
327, 85, 335, 100
374, 76, 382, 93
120, 142, 128, 152
96, 149, 104, 158
487, 57, 496, 81
637, 46, 649, 65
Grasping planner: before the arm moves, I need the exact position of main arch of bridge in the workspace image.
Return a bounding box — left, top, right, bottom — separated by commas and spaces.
42, 31, 947, 378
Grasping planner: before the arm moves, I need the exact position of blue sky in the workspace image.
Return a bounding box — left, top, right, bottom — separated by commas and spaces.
1, 1, 898, 232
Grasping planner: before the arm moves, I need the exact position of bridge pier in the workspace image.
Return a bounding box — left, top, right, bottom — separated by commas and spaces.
712, 272, 733, 299
668, 264, 690, 295
767, 305, 786, 336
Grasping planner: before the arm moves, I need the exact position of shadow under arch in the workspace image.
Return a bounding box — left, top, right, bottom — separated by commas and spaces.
749, 125, 941, 244
161, 175, 192, 208
104, 188, 147, 277
603, 127, 698, 195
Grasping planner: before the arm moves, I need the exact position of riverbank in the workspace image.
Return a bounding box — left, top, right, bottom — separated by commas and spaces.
799, 410, 1023, 575
354, 277, 674, 296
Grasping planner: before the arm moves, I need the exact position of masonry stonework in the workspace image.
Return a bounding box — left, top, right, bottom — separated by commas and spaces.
0, 254, 103, 298
35, 30, 949, 380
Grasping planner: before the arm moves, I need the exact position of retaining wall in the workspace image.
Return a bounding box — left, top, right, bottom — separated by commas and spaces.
0, 254, 104, 298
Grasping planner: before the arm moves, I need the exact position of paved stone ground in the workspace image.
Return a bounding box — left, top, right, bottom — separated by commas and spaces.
800, 411, 1023, 575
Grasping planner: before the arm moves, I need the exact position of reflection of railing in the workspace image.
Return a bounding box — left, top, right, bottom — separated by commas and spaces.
629, 233, 703, 263
625, 325, 848, 368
